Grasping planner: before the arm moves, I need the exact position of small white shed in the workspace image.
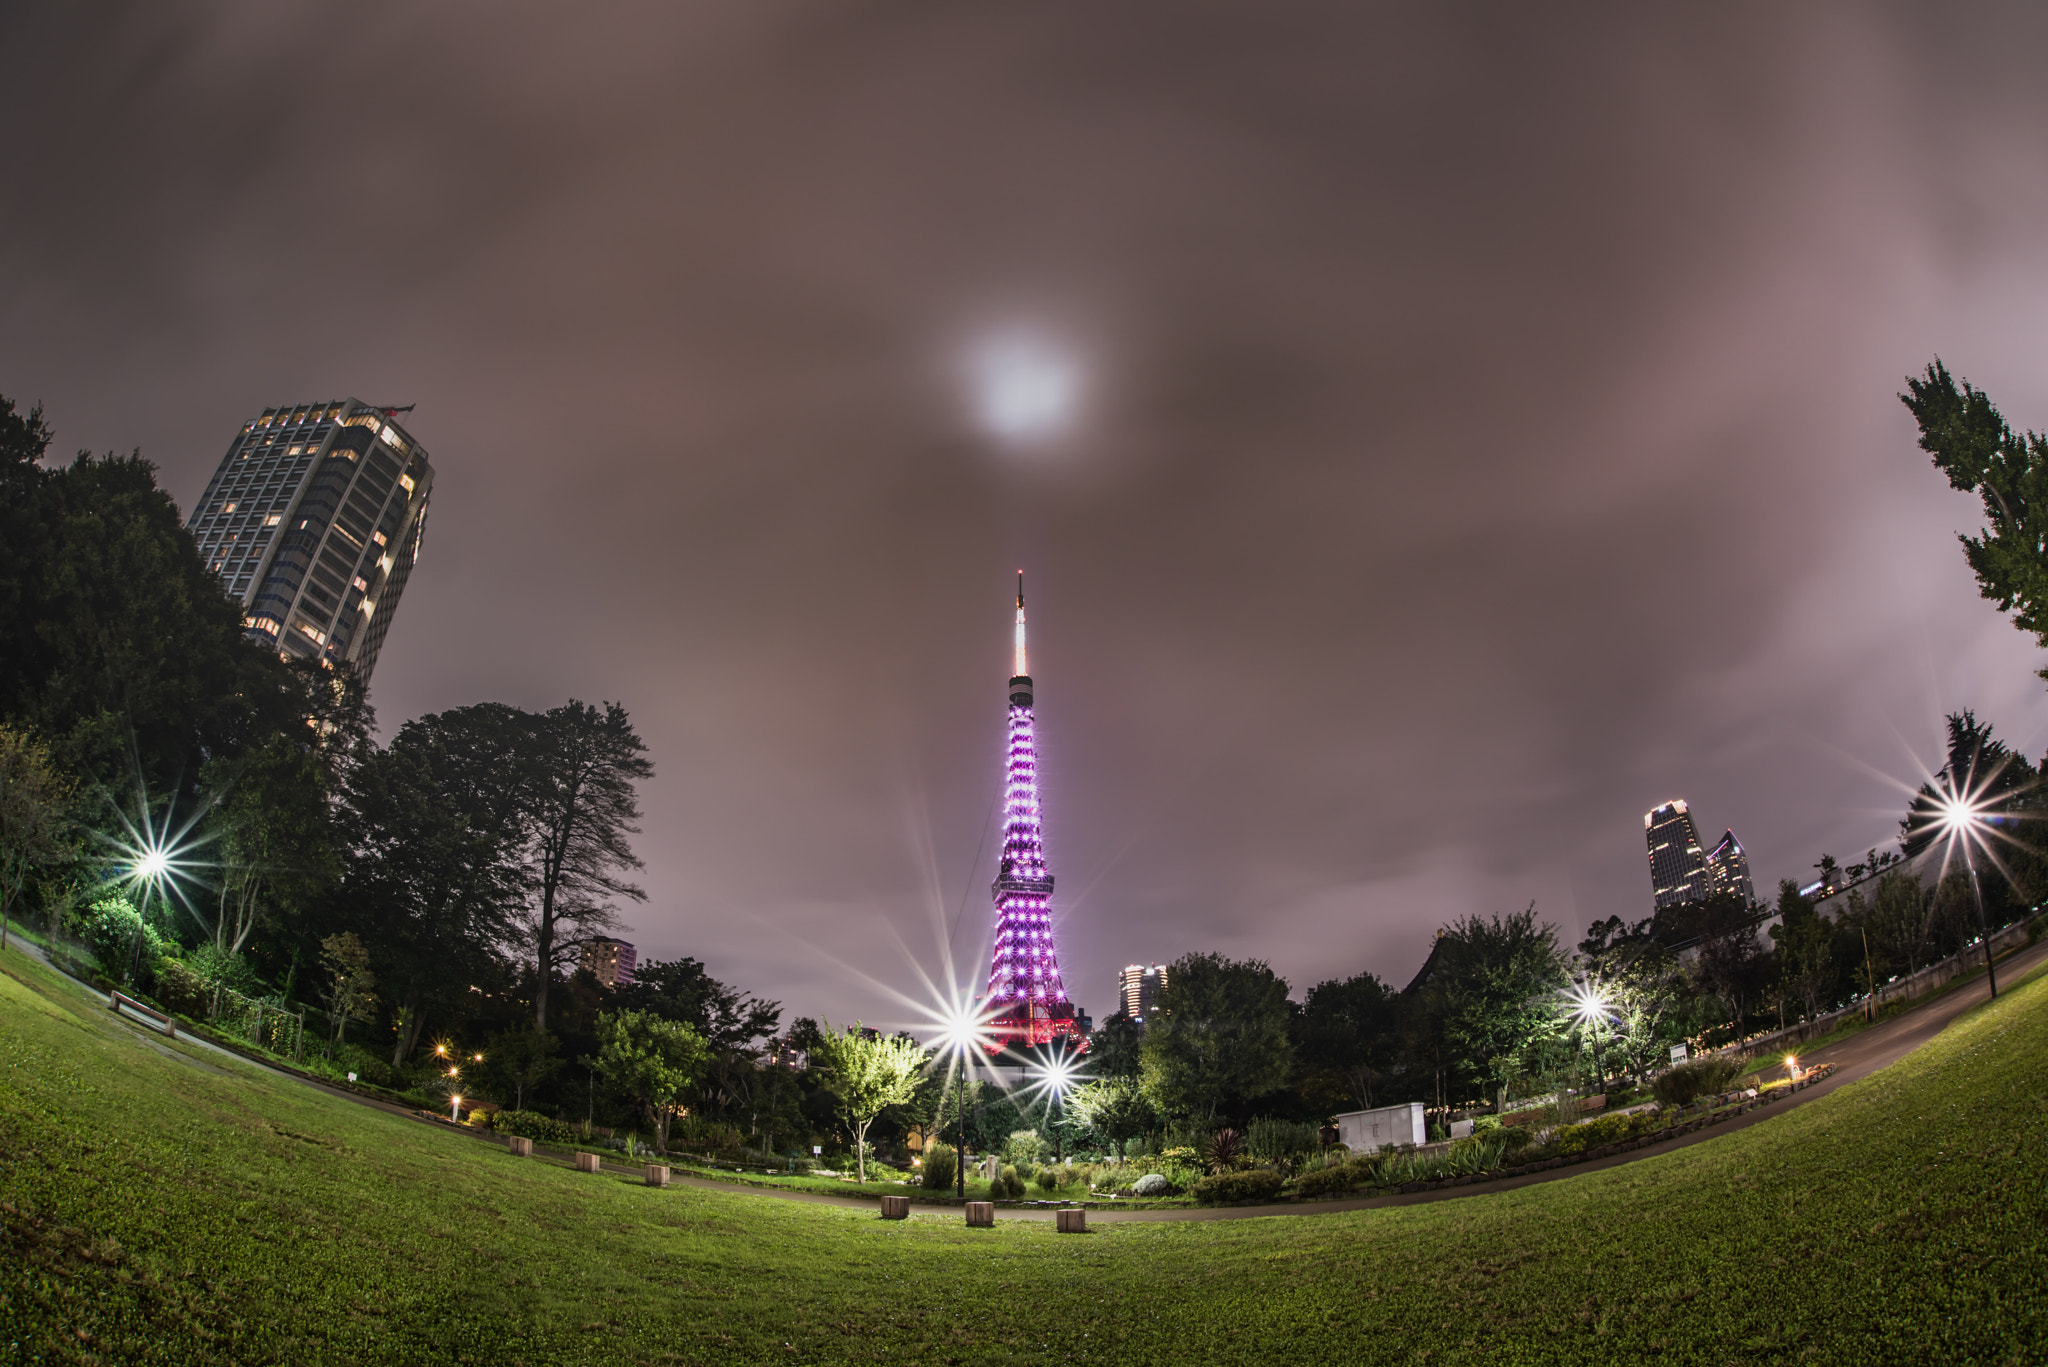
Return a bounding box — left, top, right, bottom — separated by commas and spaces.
1332, 1101, 1426, 1152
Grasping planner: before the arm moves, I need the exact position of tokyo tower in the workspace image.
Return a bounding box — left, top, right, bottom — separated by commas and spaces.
982, 573, 1082, 1050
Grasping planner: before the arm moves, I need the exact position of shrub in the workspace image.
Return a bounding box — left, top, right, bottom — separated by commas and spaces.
1653, 1055, 1747, 1107
1498, 1126, 1536, 1156
1003, 1130, 1043, 1166
78, 894, 166, 982
1245, 1117, 1320, 1167
920, 1143, 957, 1190
994, 1164, 1026, 1199
153, 958, 210, 1017
1293, 1164, 1364, 1199
1035, 1166, 1060, 1192
1202, 1128, 1247, 1175
1192, 1169, 1286, 1204
489, 1110, 577, 1144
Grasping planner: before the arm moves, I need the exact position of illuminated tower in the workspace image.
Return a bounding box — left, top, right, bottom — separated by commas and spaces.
983, 574, 1081, 1049
1645, 799, 1709, 909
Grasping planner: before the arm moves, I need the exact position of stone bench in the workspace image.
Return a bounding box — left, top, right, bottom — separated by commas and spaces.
965, 1201, 995, 1227
1055, 1208, 1086, 1234
507, 1137, 533, 1157
575, 1152, 602, 1173
880, 1195, 909, 1219
646, 1164, 669, 1187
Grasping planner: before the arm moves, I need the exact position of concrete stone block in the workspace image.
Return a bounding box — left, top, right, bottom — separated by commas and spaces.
508, 1137, 533, 1157
575, 1152, 602, 1173
880, 1195, 909, 1219
1055, 1209, 1087, 1233
965, 1201, 995, 1227
645, 1164, 669, 1187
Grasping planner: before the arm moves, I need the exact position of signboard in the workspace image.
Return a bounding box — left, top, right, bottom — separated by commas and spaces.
1670, 1044, 1689, 1063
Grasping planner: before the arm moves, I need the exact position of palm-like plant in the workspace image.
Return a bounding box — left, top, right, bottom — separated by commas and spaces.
1203, 1127, 1246, 1175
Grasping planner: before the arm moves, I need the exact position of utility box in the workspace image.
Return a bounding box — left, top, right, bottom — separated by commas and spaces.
1332, 1102, 1427, 1152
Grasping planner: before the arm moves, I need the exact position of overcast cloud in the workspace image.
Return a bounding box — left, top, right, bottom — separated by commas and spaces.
8, 2, 2048, 1028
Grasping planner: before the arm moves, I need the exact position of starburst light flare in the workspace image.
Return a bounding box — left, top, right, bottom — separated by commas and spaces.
1018, 1044, 1091, 1110
94, 774, 220, 937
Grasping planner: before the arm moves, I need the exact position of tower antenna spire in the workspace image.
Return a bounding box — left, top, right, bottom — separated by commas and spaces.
1013, 570, 1029, 679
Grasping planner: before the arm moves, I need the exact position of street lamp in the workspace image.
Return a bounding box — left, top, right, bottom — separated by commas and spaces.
1934, 787, 2000, 1000
1569, 984, 1613, 1089
1025, 1047, 1087, 1165
931, 998, 992, 1198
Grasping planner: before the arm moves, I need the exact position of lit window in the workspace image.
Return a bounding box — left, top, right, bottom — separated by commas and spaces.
352, 576, 368, 592
399, 473, 415, 493
380, 425, 408, 453
222, 501, 238, 514
289, 445, 303, 455
265, 514, 281, 527
372, 530, 387, 546
296, 621, 327, 646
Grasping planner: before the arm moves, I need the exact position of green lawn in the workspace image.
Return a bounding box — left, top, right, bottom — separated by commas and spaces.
1, 949, 2042, 1366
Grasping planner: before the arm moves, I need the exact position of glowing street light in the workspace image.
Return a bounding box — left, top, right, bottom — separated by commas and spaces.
927, 995, 999, 1198
1927, 781, 2002, 1000
1023, 1046, 1090, 1165
1568, 983, 1614, 1088
451, 1094, 463, 1124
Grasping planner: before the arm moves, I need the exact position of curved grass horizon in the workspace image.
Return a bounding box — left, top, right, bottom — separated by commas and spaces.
1, 946, 2042, 1364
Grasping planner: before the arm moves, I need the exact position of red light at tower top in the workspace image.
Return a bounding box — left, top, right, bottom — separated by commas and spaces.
982, 572, 1081, 1049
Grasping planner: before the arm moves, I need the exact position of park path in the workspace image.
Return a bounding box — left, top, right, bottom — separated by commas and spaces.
8, 930, 2044, 1225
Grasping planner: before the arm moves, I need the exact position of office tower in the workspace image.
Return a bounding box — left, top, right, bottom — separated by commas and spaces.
1704, 829, 1756, 905
184, 399, 434, 683
981, 574, 1082, 1049
583, 938, 638, 989
1118, 964, 1168, 1021
1645, 800, 1709, 909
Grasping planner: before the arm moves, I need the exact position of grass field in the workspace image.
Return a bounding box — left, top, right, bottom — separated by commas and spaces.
1, 948, 2043, 1365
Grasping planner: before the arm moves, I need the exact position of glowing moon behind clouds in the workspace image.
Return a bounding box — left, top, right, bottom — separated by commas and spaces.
965, 330, 1082, 445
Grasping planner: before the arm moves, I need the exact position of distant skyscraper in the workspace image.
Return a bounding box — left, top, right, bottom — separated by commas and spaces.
1703, 829, 1756, 906
583, 938, 638, 989
1645, 800, 1710, 909
184, 399, 434, 683
1118, 964, 1167, 1021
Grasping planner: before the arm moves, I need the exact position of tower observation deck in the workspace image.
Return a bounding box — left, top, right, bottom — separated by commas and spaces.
982, 573, 1082, 1050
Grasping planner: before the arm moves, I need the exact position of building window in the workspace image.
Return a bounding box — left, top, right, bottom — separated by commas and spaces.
399, 473, 415, 493
265, 514, 281, 526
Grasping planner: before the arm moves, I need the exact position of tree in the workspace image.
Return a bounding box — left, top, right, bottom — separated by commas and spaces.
204, 737, 337, 956
485, 1026, 563, 1111
1067, 1078, 1157, 1159
1087, 1012, 1146, 1081
336, 706, 531, 1065
0, 394, 305, 795
593, 1008, 708, 1156
1294, 971, 1401, 1111
1420, 905, 1568, 1112
0, 725, 72, 953
523, 701, 653, 1030
1866, 870, 1928, 976
807, 1023, 927, 1183
1902, 362, 2048, 683
1140, 952, 1293, 1127
318, 932, 378, 1057
1770, 880, 1834, 1022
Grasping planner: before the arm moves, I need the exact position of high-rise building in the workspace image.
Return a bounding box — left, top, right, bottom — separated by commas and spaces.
1645, 800, 1710, 909
981, 574, 1082, 1049
1703, 829, 1756, 906
1118, 964, 1167, 1021
582, 938, 638, 989
184, 399, 434, 683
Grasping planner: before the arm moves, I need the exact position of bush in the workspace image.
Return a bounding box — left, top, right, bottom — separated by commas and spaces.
1035, 1166, 1060, 1192
1498, 1126, 1536, 1156
1003, 1129, 1043, 1167
1653, 1055, 1746, 1106
1293, 1164, 1364, 1199
77, 894, 166, 982
153, 958, 210, 1017
992, 1165, 1026, 1199
1192, 1169, 1286, 1205
919, 1143, 957, 1190
488, 1110, 577, 1144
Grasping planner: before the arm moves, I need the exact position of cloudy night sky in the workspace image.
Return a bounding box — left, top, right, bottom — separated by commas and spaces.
7, 3, 2048, 1030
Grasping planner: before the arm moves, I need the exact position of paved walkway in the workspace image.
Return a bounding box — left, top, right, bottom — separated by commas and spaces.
10, 929, 2044, 1225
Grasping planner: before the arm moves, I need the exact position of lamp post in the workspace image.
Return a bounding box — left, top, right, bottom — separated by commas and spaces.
1570, 985, 1612, 1091
1936, 789, 1999, 1000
